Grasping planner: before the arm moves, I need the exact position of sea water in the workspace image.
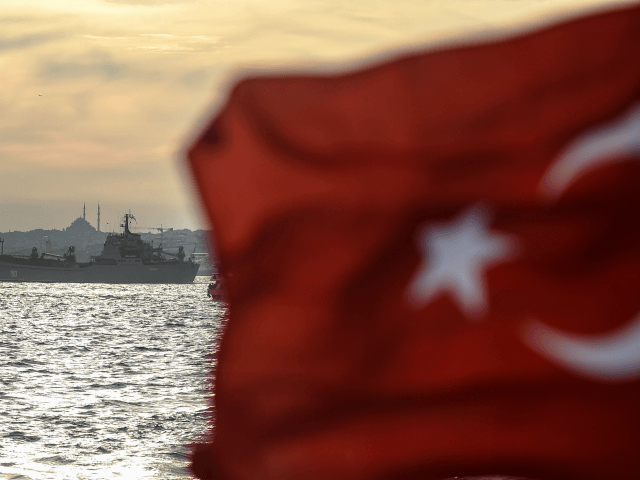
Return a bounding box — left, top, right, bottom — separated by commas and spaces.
0, 277, 223, 480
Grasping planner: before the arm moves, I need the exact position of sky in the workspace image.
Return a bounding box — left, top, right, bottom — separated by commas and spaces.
0, 0, 635, 232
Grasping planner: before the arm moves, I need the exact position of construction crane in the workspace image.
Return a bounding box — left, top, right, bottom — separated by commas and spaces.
131, 224, 169, 236
132, 224, 168, 233
129, 224, 174, 250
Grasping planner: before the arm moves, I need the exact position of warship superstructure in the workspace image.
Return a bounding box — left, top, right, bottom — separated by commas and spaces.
0, 214, 199, 283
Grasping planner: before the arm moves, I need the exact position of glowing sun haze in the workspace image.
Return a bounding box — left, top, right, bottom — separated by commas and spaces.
0, 0, 632, 231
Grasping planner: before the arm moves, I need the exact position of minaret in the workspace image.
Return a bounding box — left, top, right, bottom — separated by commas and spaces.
83, 202, 86, 220
97, 203, 101, 232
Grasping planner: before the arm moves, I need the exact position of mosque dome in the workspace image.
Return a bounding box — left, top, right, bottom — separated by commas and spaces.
68, 216, 96, 232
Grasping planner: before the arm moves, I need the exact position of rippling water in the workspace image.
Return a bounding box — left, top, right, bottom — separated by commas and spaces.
0, 277, 223, 480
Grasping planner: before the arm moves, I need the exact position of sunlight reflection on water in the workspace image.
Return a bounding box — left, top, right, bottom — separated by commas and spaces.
0, 277, 224, 479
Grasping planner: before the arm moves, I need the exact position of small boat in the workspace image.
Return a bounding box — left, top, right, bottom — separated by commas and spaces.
207, 272, 226, 301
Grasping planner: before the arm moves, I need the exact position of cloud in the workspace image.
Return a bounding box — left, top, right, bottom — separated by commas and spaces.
0, 32, 64, 51
4, 0, 622, 233
178, 68, 211, 88
0, 156, 186, 202
80, 33, 222, 53
100, 0, 195, 5
39, 55, 129, 81
0, 15, 36, 24
37, 50, 167, 82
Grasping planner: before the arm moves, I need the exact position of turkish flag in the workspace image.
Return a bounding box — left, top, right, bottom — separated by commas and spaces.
187, 3, 640, 480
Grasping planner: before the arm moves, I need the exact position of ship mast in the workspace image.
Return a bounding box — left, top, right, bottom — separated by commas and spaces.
122, 213, 136, 234
0, 236, 3, 256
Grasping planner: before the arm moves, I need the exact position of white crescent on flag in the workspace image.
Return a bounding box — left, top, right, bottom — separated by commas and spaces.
540, 103, 640, 199
524, 316, 640, 382
526, 103, 640, 382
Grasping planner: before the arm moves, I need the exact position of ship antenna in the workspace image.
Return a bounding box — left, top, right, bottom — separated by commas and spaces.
122, 213, 137, 234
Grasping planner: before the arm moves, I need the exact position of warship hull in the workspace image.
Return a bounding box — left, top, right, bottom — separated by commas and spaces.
0, 256, 199, 284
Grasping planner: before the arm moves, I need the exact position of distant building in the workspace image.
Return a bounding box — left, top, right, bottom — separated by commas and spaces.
68, 204, 97, 234
67, 216, 96, 233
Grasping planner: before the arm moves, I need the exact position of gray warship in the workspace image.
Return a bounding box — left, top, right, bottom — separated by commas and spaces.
0, 214, 199, 283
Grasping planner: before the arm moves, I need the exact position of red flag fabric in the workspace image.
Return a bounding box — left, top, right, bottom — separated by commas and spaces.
187, 4, 640, 480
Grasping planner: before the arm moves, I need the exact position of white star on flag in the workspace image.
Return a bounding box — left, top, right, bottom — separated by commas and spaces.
406, 203, 518, 319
